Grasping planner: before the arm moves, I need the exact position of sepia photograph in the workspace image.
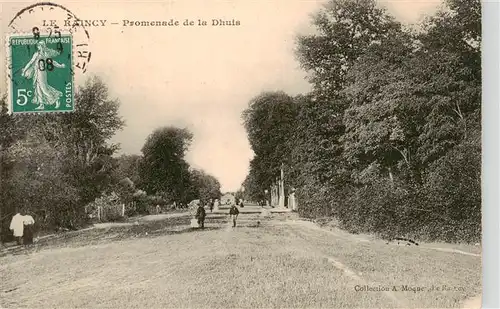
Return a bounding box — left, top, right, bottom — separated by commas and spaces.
0, 0, 482, 308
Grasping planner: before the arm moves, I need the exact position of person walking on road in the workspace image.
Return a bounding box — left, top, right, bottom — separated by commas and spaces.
195, 203, 206, 229
209, 200, 214, 213
229, 204, 239, 228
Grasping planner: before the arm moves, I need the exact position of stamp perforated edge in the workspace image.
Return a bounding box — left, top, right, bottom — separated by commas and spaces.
5, 31, 75, 115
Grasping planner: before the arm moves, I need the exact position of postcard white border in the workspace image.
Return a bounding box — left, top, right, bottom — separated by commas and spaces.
482, 1, 499, 308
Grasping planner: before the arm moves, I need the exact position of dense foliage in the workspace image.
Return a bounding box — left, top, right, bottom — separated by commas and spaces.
0, 77, 222, 240
0, 76, 125, 237
242, 0, 481, 243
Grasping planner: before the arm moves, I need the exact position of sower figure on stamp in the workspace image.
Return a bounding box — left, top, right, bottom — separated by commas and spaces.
229, 204, 239, 228
195, 202, 206, 229
21, 41, 66, 110
9, 210, 24, 246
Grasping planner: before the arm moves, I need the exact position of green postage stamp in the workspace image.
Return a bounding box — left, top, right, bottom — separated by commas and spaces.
7, 33, 74, 114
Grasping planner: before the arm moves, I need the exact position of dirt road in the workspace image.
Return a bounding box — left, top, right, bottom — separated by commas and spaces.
0, 205, 481, 308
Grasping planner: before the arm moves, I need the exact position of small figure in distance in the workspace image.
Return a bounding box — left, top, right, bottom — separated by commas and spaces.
229, 203, 239, 228
195, 202, 206, 229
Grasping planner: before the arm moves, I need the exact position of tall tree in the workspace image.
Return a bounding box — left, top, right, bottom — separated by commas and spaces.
290, 0, 403, 216
189, 169, 221, 202
242, 91, 298, 200
139, 126, 193, 203
58, 76, 125, 205
414, 0, 481, 167
340, 31, 421, 184
296, 0, 401, 98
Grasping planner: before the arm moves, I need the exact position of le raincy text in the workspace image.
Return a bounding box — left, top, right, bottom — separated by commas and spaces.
42, 19, 241, 28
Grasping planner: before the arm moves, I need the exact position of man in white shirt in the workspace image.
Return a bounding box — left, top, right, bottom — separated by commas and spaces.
9, 212, 24, 245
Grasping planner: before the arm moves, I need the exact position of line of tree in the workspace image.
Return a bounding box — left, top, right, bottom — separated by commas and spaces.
241, 0, 480, 243
0, 76, 221, 240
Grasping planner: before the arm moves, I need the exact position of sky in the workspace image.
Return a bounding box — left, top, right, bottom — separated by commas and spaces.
0, 0, 442, 192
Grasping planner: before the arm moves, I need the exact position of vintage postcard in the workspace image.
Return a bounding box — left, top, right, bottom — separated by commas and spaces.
0, 0, 482, 308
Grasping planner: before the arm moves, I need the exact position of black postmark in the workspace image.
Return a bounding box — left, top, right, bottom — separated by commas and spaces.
7, 2, 92, 85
